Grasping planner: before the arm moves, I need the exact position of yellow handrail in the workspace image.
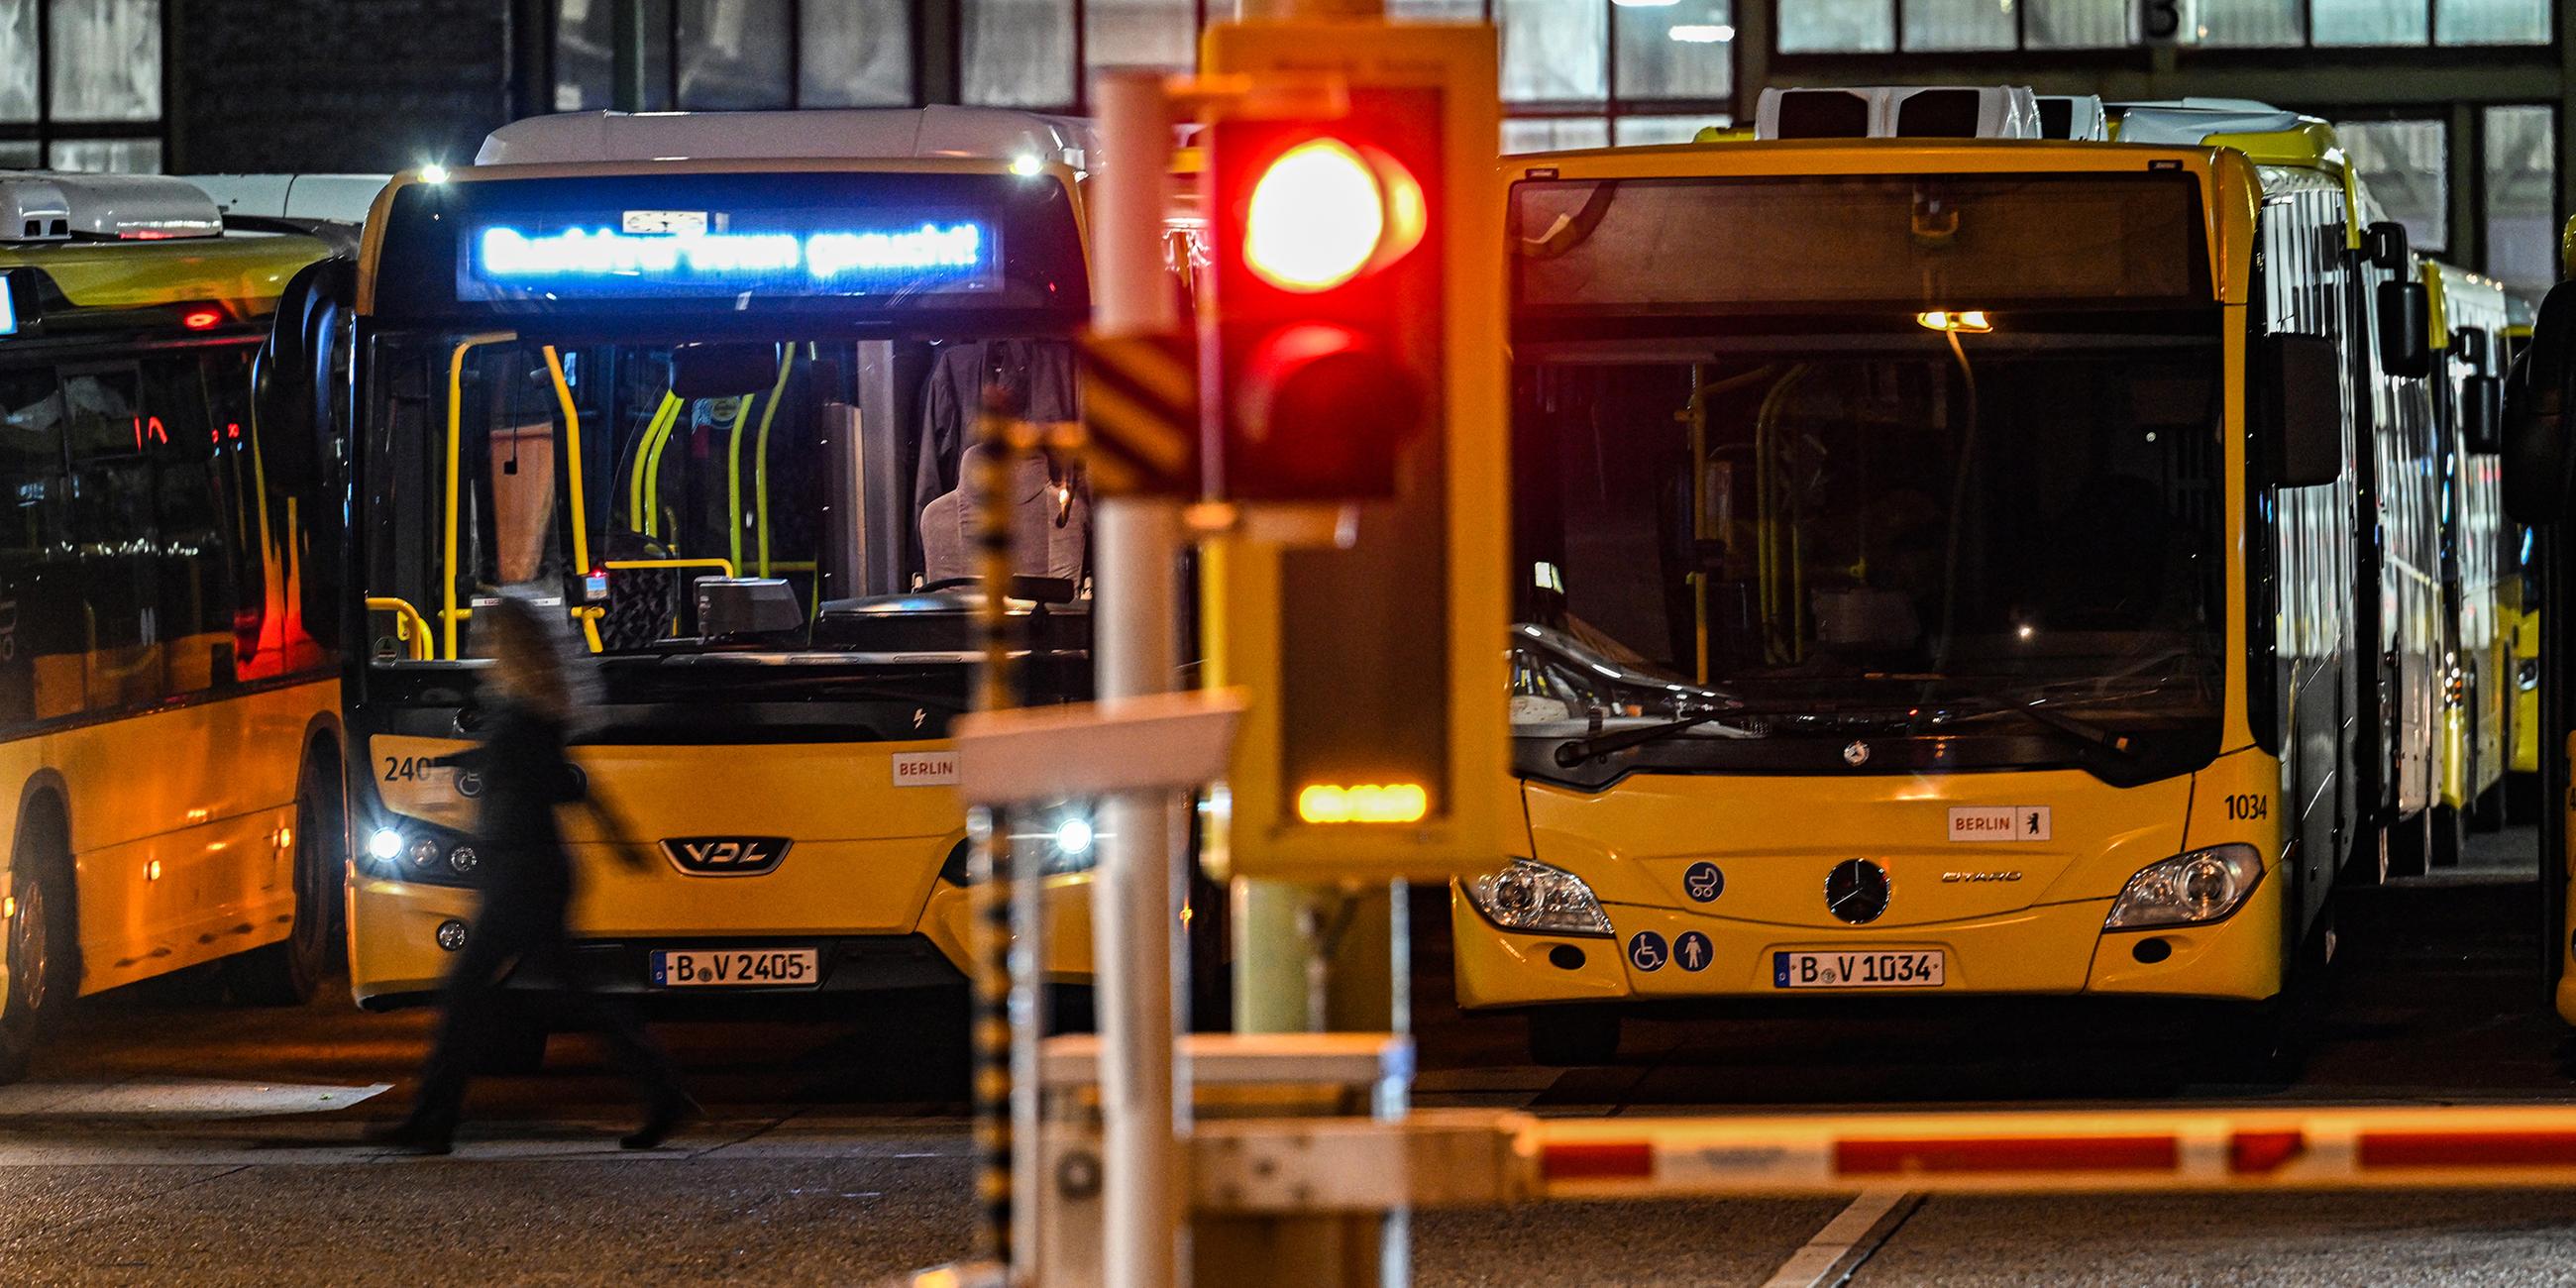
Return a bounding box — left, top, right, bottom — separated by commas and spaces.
445, 332, 517, 660
367, 596, 434, 661
541, 345, 606, 654
605, 557, 738, 579
752, 348, 797, 576
631, 391, 683, 539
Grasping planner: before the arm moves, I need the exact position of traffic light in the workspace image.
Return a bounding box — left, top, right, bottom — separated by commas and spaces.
1204, 57, 1446, 500
1199, 19, 1509, 883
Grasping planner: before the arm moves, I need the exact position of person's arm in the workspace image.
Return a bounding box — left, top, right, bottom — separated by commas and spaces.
580, 783, 659, 873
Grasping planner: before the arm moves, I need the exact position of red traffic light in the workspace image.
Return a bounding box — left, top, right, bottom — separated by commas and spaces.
1241, 138, 1427, 294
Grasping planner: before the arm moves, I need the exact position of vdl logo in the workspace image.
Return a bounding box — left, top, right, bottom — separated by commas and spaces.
662, 836, 793, 877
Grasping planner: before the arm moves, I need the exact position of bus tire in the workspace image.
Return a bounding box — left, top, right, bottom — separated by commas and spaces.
473, 1000, 551, 1075
2429, 805, 2465, 868
0, 803, 75, 1085
224, 757, 342, 1007
1526, 1008, 1620, 1067
2384, 809, 2432, 880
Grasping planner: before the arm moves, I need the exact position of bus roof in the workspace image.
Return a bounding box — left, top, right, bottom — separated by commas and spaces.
0, 227, 334, 314
475, 107, 1094, 169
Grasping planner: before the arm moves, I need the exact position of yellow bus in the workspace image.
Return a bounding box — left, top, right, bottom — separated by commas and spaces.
274, 109, 1121, 1063
1460, 91, 2509, 1067
2423, 262, 2517, 851
0, 172, 349, 1079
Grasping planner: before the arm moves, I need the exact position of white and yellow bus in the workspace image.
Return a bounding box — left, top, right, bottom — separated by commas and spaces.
0, 172, 351, 1079
283, 110, 1123, 1063
1460, 91, 2514, 1067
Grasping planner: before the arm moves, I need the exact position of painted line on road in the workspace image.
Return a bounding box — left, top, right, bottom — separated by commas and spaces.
1759, 1190, 1921, 1288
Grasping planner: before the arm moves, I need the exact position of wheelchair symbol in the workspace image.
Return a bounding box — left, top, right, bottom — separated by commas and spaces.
1627, 931, 1668, 973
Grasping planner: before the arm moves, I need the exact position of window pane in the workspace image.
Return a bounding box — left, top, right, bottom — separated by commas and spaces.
1503, 117, 1609, 155
0, 143, 36, 167
2026, 0, 2134, 47
0, 0, 34, 123
1903, 0, 2013, 51
2341, 119, 2447, 252
1614, 114, 1730, 146
2200, 0, 2302, 45
2484, 106, 2558, 296
2437, 0, 2546, 43
1778, 0, 1893, 52
801, 0, 912, 106
2313, 0, 2430, 45
678, 0, 790, 110
1089, 0, 1194, 78
1389, 0, 1481, 18
964, 0, 1074, 108
1617, 2, 1731, 101
48, 139, 161, 173
1502, 0, 1604, 102
556, 0, 674, 110
48, 0, 159, 122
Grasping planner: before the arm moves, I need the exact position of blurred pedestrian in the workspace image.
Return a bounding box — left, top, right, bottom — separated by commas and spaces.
367, 590, 694, 1155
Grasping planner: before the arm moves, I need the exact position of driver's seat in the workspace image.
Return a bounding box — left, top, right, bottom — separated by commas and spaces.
919, 442, 1089, 588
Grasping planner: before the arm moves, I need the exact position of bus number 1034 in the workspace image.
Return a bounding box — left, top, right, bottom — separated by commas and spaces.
2222, 793, 2270, 821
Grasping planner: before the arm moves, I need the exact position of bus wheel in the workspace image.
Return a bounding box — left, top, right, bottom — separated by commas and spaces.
2429, 805, 2465, 868
2384, 810, 2432, 880
224, 765, 339, 1007
1526, 1008, 1620, 1067
473, 1000, 551, 1075
0, 812, 73, 1084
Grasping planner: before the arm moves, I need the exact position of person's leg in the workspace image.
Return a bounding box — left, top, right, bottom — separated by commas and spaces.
381, 932, 520, 1147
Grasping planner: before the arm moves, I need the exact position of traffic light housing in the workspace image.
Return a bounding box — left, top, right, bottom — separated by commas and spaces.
1200, 19, 1508, 883
1205, 79, 1449, 501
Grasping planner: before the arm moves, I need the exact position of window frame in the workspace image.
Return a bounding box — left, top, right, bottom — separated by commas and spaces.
1769, 0, 2557, 54
0, 0, 170, 172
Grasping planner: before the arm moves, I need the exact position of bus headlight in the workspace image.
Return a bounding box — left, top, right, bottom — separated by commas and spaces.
368, 828, 404, 863
2104, 844, 2262, 930
1464, 859, 1613, 937
2521, 658, 2540, 692
365, 821, 482, 887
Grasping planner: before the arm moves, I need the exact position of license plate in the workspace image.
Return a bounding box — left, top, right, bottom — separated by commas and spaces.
650, 947, 821, 989
1773, 949, 1945, 989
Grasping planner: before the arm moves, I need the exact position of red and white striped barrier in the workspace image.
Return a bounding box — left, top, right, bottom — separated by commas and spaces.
1528, 1106, 2576, 1195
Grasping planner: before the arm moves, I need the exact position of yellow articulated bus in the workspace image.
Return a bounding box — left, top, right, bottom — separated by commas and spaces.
277, 109, 1127, 1061
2423, 262, 2518, 847
1459, 90, 2512, 1067
0, 172, 352, 1079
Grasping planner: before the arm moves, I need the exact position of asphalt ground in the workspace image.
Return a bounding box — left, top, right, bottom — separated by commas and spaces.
1, 825, 2571, 1285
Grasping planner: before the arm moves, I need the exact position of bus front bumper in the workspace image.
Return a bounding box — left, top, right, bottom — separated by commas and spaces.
1451, 872, 2283, 1010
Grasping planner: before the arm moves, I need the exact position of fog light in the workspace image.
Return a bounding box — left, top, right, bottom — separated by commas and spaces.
368, 828, 403, 862
448, 846, 479, 875
435, 919, 469, 951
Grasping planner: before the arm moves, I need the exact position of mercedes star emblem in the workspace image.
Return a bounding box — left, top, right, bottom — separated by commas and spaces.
1842, 740, 1872, 767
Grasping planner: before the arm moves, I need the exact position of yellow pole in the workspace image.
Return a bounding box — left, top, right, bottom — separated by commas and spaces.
541, 346, 605, 653
752, 349, 797, 577
444, 333, 517, 660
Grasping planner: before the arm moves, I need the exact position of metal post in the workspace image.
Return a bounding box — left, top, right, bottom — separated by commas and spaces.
1092, 70, 1186, 1288
610, 0, 647, 111
969, 395, 1026, 1274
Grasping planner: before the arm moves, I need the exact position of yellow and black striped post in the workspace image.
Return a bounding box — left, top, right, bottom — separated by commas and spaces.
966, 391, 1038, 1271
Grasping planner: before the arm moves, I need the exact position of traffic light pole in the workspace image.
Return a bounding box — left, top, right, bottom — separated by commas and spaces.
1091, 70, 1187, 1288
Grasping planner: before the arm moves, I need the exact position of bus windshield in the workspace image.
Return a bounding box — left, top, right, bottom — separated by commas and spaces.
362, 330, 1083, 666
1512, 315, 2226, 768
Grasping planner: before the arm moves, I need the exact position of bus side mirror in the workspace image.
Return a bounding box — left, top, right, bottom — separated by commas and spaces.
2364, 220, 2411, 271
254, 256, 357, 494
2463, 374, 2504, 454
2260, 332, 2342, 487
2505, 278, 2576, 524
2378, 279, 2432, 379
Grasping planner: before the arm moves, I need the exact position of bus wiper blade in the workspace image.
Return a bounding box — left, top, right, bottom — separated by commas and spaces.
1552, 708, 1747, 768
1970, 700, 2137, 758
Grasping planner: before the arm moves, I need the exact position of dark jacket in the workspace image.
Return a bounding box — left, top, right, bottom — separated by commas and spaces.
447, 705, 587, 928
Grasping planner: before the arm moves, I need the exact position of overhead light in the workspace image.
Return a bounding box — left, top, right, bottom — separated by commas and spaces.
1612, 0, 1680, 7
1667, 23, 1734, 41
1917, 308, 1993, 334
1009, 154, 1045, 176
419, 162, 451, 184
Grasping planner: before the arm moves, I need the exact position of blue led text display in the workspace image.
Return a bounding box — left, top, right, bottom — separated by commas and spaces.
456, 214, 1001, 302
0, 284, 16, 337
